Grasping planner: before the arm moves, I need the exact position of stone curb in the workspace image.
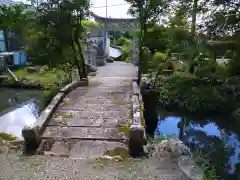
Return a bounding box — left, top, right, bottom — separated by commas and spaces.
128, 78, 146, 157
22, 79, 89, 153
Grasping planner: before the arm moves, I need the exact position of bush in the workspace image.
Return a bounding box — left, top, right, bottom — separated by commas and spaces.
153, 52, 166, 64
1, 67, 70, 90
105, 57, 114, 63
141, 47, 152, 74
227, 54, 240, 76
156, 74, 240, 116
194, 59, 217, 77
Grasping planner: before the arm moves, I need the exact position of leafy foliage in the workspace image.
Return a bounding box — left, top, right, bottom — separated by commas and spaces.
157, 74, 240, 116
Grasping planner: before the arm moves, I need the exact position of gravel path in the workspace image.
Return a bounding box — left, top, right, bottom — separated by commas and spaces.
0, 62, 190, 180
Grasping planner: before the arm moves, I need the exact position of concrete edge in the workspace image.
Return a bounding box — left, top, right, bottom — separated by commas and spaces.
128, 78, 146, 157
22, 79, 89, 153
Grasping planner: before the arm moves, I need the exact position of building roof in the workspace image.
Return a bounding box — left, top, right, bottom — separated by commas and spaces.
92, 13, 137, 23
0, 0, 22, 4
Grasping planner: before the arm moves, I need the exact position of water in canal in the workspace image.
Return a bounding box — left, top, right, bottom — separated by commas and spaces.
156, 109, 240, 179
0, 88, 45, 140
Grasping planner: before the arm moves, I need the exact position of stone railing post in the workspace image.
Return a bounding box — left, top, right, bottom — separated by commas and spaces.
128, 78, 146, 157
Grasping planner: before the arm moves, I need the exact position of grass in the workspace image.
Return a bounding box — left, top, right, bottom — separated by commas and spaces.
2, 67, 70, 90
0, 132, 16, 141
14, 68, 67, 89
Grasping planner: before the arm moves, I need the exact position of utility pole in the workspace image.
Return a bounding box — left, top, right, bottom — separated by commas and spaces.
104, 0, 108, 58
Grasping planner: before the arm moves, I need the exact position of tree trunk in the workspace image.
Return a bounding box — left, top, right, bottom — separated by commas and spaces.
179, 118, 185, 141
191, 0, 198, 38
71, 30, 82, 80
74, 29, 87, 79
75, 11, 87, 79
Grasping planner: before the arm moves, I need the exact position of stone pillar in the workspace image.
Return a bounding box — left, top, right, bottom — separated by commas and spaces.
22, 125, 41, 154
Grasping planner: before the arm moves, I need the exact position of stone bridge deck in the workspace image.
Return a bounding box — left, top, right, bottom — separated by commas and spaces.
39, 62, 137, 159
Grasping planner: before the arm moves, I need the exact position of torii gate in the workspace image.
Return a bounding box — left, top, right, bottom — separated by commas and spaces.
92, 13, 138, 65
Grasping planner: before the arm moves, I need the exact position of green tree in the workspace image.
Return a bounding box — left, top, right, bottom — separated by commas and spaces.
125, 0, 171, 84
36, 0, 90, 79
0, 4, 35, 51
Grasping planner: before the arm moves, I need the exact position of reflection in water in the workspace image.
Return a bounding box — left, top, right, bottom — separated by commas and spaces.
0, 88, 45, 140
0, 101, 39, 140
156, 113, 240, 179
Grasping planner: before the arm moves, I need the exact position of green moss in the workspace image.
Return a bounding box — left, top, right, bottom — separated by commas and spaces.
62, 99, 73, 105
54, 113, 73, 118
104, 147, 131, 160
116, 100, 130, 106
117, 124, 131, 137
0, 132, 16, 141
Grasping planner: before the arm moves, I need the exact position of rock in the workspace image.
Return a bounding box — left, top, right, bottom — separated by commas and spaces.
26, 66, 39, 73
167, 139, 191, 156
113, 155, 124, 162
86, 64, 97, 73
39, 65, 49, 74
178, 155, 204, 180
0, 137, 5, 146
150, 140, 191, 159
128, 124, 145, 157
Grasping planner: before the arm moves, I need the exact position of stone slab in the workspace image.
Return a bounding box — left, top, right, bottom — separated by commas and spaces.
42, 127, 126, 139
44, 141, 70, 157
69, 140, 127, 159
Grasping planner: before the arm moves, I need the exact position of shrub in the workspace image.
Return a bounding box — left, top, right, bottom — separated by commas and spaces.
141, 47, 153, 74
227, 54, 240, 76
194, 59, 217, 77
156, 74, 240, 116
125, 57, 131, 63
153, 52, 166, 64
105, 57, 114, 63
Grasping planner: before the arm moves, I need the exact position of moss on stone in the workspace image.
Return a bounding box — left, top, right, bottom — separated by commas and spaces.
117, 123, 131, 137
62, 99, 73, 105
54, 113, 73, 119
104, 147, 131, 160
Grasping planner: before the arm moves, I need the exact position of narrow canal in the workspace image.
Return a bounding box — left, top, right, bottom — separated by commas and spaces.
0, 88, 45, 139
156, 109, 240, 180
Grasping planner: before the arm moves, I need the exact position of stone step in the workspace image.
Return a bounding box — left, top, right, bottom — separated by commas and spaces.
48, 110, 129, 127
39, 140, 127, 159
57, 104, 131, 112
42, 127, 126, 140
69, 140, 127, 159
